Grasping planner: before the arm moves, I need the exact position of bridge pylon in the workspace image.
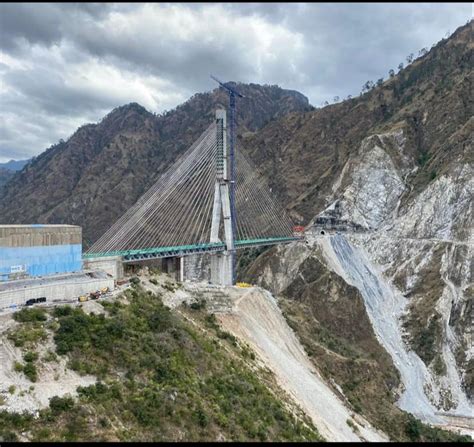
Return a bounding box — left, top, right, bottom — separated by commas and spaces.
210, 109, 234, 286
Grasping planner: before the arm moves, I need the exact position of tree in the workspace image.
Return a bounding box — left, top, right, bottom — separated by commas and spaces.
418, 47, 428, 57
398, 62, 404, 71
376, 78, 384, 87
333, 96, 340, 103
346, 94, 352, 100
406, 53, 414, 64
362, 80, 374, 93
388, 69, 395, 78
323, 101, 329, 106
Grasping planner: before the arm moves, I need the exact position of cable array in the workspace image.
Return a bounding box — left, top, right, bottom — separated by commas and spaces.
88, 123, 218, 252
88, 121, 295, 255
235, 148, 294, 240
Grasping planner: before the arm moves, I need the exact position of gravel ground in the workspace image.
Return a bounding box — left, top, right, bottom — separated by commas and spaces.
321, 234, 473, 436
217, 287, 388, 442
0, 314, 96, 413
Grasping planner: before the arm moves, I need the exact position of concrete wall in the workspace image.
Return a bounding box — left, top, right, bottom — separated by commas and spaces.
83, 256, 124, 280
0, 225, 81, 247
0, 276, 114, 310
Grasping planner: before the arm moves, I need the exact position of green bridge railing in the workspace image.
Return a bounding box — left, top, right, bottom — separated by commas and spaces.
83, 236, 301, 261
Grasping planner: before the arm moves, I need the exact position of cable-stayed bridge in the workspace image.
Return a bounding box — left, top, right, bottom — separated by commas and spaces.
85, 110, 300, 285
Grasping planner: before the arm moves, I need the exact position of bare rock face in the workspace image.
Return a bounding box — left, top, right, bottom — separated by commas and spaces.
245, 21, 473, 434
314, 130, 411, 231
305, 105, 473, 411
390, 162, 474, 241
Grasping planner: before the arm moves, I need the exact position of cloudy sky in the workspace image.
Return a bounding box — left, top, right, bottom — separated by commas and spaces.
0, 2, 471, 163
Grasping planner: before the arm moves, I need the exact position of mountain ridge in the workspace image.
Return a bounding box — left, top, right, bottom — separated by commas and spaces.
0, 84, 311, 244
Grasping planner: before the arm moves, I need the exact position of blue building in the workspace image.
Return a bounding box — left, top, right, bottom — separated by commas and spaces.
0, 225, 82, 282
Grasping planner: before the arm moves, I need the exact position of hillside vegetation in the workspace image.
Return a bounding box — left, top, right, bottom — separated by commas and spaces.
0, 283, 321, 442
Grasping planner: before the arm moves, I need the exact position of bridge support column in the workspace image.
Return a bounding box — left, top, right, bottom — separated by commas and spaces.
162, 257, 180, 281
179, 257, 184, 283
210, 252, 233, 286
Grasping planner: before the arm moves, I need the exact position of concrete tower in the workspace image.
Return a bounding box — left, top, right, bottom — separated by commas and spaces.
209, 110, 234, 285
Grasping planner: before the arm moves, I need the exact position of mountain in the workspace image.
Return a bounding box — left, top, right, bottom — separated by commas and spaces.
0, 159, 30, 171
0, 19, 471, 439
241, 20, 473, 436
0, 168, 14, 190
240, 21, 472, 226
0, 159, 30, 190
0, 84, 311, 245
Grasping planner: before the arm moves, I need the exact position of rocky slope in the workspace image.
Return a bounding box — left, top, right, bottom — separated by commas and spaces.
244, 235, 473, 439
0, 169, 14, 191
0, 84, 310, 246
241, 20, 473, 438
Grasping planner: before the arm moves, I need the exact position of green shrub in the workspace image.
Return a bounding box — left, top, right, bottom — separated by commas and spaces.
77, 382, 109, 401
8, 385, 16, 395
405, 415, 422, 440
42, 350, 58, 363
23, 362, 37, 382
216, 329, 237, 345
49, 396, 75, 414
13, 362, 23, 372
13, 307, 47, 323
8, 326, 47, 348
190, 299, 206, 310
0, 431, 18, 441
149, 278, 158, 285
161, 280, 181, 292
130, 277, 140, 286
23, 351, 39, 363
194, 407, 209, 428
147, 309, 172, 332
53, 306, 73, 318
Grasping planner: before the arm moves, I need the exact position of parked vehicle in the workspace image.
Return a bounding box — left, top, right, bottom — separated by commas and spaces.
78, 295, 88, 302
25, 297, 47, 306
90, 291, 101, 300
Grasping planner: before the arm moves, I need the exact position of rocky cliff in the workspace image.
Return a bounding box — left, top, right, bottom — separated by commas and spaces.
242, 21, 473, 437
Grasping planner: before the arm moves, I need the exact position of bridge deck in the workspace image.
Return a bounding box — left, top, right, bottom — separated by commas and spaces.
84, 236, 301, 262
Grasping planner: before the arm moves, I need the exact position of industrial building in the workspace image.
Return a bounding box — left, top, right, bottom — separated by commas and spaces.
0, 224, 82, 282
0, 224, 116, 311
